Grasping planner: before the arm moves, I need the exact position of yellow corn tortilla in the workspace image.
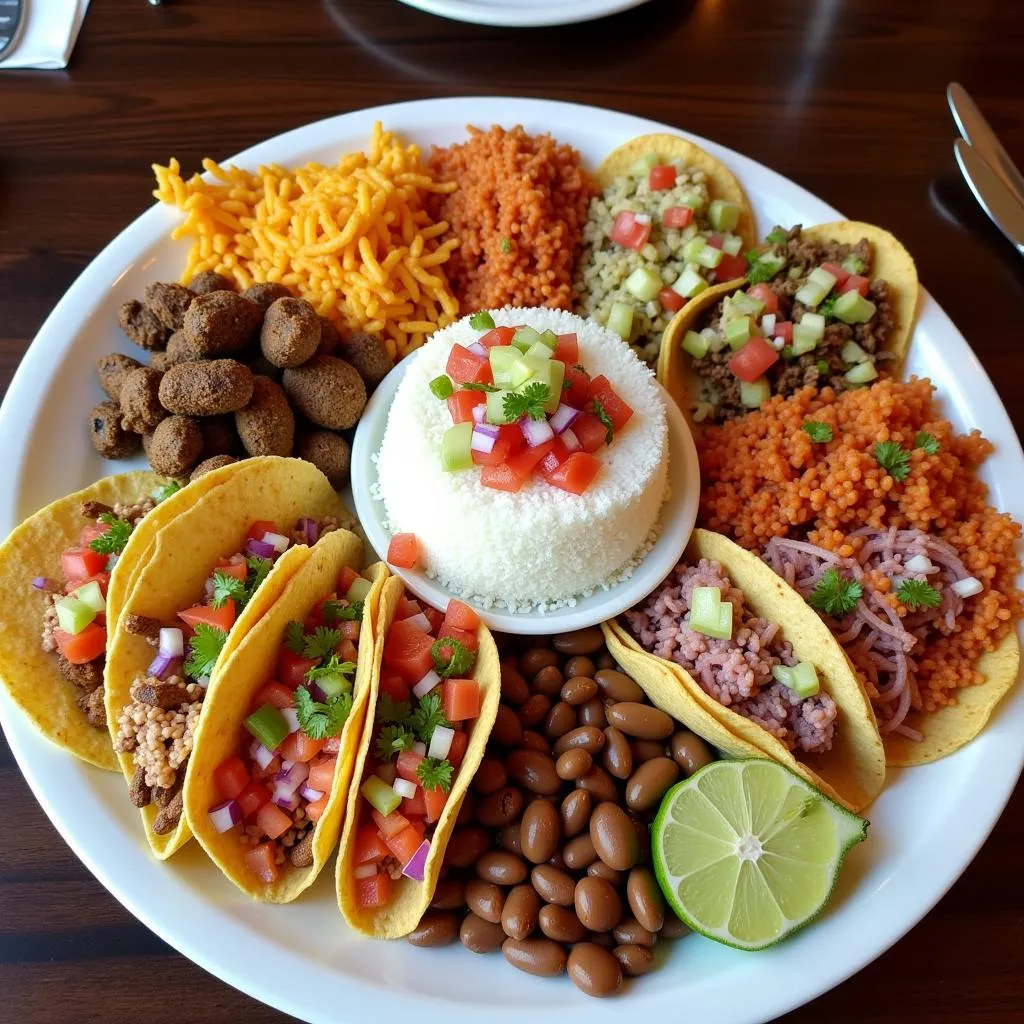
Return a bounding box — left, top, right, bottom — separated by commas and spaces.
105, 457, 352, 859
606, 528, 886, 812
658, 221, 920, 430
337, 576, 501, 938
0, 472, 165, 770
184, 532, 387, 901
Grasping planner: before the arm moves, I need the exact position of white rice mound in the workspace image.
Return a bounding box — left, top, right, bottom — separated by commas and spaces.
376, 307, 669, 609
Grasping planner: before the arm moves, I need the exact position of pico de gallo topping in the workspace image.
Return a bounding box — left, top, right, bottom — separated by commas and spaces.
429, 321, 634, 496
207, 566, 371, 885
351, 595, 481, 910
684, 225, 894, 423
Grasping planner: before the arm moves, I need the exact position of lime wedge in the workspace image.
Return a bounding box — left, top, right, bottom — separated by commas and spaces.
652, 759, 867, 951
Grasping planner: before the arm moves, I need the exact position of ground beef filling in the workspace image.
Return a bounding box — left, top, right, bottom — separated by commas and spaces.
692, 225, 896, 421
625, 558, 837, 755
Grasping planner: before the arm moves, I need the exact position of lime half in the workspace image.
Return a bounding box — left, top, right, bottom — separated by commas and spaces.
652, 759, 867, 951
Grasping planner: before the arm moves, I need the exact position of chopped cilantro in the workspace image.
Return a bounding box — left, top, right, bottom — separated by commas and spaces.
301, 626, 342, 661
462, 382, 500, 393
209, 569, 247, 609
500, 237, 511, 254
818, 292, 838, 319
416, 757, 453, 793
874, 441, 911, 482
808, 568, 862, 617
816, 359, 830, 375
377, 695, 411, 724
431, 635, 476, 678
409, 692, 451, 745
184, 623, 228, 679
765, 228, 788, 245
802, 421, 833, 443
915, 432, 940, 455
305, 654, 356, 688
896, 578, 942, 610
469, 311, 495, 331
89, 513, 132, 555
503, 382, 550, 422
322, 598, 363, 624
284, 620, 307, 655
245, 555, 272, 596
151, 481, 181, 504
781, 345, 796, 361
295, 685, 352, 740
375, 723, 416, 761
591, 398, 615, 446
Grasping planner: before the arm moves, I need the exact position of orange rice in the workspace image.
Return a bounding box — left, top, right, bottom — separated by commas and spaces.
698, 377, 1023, 713
426, 125, 596, 312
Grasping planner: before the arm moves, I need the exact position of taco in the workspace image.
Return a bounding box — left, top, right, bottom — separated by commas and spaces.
0, 471, 184, 770
576, 133, 756, 363
337, 582, 500, 938
604, 529, 885, 812
184, 531, 388, 901
105, 456, 353, 859
659, 221, 919, 426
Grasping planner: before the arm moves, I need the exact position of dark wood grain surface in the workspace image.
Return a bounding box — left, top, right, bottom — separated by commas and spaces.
1, 1, 1022, 1021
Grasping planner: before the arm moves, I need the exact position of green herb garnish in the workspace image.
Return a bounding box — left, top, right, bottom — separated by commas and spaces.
377, 695, 411, 724
184, 623, 228, 679
430, 374, 454, 400
500, 237, 511, 254
915, 432, 940, 455
765, 228, 788, 245
808, 568, 863, 617
295, 685, 353, 740
462, 382, 500, 393
802, 421, 833, 443
210, 569, 247, 609
896, 578, 942, 610
874, 441, 911, 482
816, 359, 830, 375
245, 555, 272, 595
431, 635, 476, 678
503, 382, 550, 422
818, 292, 838, 320
89, 512, 132, 555
409, 692, 451, 745
375, 723, 416, 761
416, 757, 453, 793
469, 311, 495, 331
298, 626, 341, 661
305, 654, 356, 687
284, 620, 307, 655
591, 398, 615, 446
781, 345, 796, 361
151, 481, 181, 504
322, 598, 363, 624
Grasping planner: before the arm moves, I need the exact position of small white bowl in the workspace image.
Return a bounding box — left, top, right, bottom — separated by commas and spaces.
351, 354, 700, 634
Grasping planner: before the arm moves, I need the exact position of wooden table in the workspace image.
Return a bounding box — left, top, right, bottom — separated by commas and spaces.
2, 0, 1022, 1020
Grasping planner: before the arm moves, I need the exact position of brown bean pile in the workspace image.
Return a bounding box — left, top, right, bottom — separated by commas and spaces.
405, 627, 715, 998
91, 276, 394, 487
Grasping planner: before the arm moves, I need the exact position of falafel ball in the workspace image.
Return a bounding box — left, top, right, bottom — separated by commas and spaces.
144, 283, 195, 331
119, 367, 167, 433
96, 353, 143, 403
166, 329, 201, 364
190, 454, 238, 482
89, 401, 141, 459
296, 430, 351, 487
260, 297, 321, 368
282, 355, 366, 431
158, 360, 254, 416
316, 317, 342, 356
118, 300, 169, 351
235, 376, 295, 457
199, 415, 238, 458
149, 352, 174, 372
189, 271, 235, 295
241, 282, 292, 313
183, 291, 261, 357
340, 331, 392, 390
148, 415, 203, 477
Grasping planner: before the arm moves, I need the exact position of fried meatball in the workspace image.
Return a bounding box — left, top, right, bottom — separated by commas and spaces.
89, 401, 140, 459
190, 454, 238, 481
341, 331, 392, 389
149, 352, 174, 372
260, 297, 321, 368
296, 430, 350, 487
119, 367, 167, 433
148, 415, 203, 477
199, 415, 238, 457
144, 283, 195, 331
189, 271, 234, 295
159, 360, 254, 416
282, 355, 366, 430
118, 300, 169, 351
242, 282, 292, 313
235, 376, 295, 457
96, 353, 142, 402
183, 291, 261, 357
317, 317, 342, 356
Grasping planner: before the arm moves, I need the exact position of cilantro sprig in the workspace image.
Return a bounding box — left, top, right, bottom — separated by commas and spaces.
431, 635, 476, 678
808, 568, 863, 617
209, 556, 272, 610
305, 654, 356, 687
765, 227, 788, 245
378, 695, 411, 724
89, 513, 132, 556
416, 757, 453, 793
295, 685, 353, 740
874, 441, 911, 482
591, 398, 615, 446
184, 623, 228, 679
802, 421, 833, 443
469, 311, 495, 331
151, 481, 181, 504
818, 292, 839, 320
299, 626, 343, 661
896, 578, 942, 610
321, 598, 363, 625
409, 692, 451, 745
915, 432, 940, 455
503, 382, 550, 422
375, 723, 416, 761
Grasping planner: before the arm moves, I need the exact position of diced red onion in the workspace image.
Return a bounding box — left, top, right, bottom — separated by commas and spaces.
106, 553, 119, 570
299, 783, 324, 802
427, 724, 455, 760
375, 762, 397, 785
353, 863, 377, 880
281, 759, 294, 771
273, 787, 301, 812
309, 683, 328, 702
413, 668, 441, 699
296, 517, 319, 544
281, 707, 301, 734
471, 403, 487, 424
263, 531, 290, 554
31, 577, 59, 591
467, 342, 487, 357
250, 740, 276, 770
521, 417, 554, 448
159, 627, 184, 658
147, 652, 181, 681
549, 403, 580, 434
402, 839, 431, 881
760, 313, 776, 337
246, 538, 276, 559
392, 777, 417, 800
952, 576, 982, 598
403, 612, 433, 633
561, 428, 582, 453
275, 760, 309, 795
411, 740, 427, 756
771, 336, 785, 351
208, 799, 242, 833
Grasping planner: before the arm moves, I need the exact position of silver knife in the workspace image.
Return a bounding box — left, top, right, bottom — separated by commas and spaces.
948, 82, 1024, 204
954, 139, 1024, 256
0, 0, 25, 62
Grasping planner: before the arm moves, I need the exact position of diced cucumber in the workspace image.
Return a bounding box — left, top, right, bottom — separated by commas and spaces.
841, 254, 866, 276
362, 775, 401, 817
538, 330, 558, 351
690, 586, 733, 639
794, 276, 831, 308
346, 577, 373, 605
695, 244, 724, 269
509, 356, 534, 388
682, 330, 710, 359
683, 237, 706, 262
54, 596, 96, 636
749, 251, 787, 281
708, 200, 740, 232
512, 326, 543, 352
544, 360, 565, 414
441, 422, 474, 471
800, 312, 826, 338
771, 665, 795, 689
671, 267, 708, 299
730, 291, 765, 318
429, 374, 453, 400
721, 234, 744, 256
630, 153, 659, 177
808, 266, 837, 294
740, 377, 771, 408
833, 290, 877, 324
625, 266, 663, 301
525, 341, 553, 363
489, 346, 520, 386
607, 301, 634, 339
486, 389, 515, 424
790, 661, 820, 697
245, 703, 289, 752
71, 579, 105, 614
315, 672, 351, 699
724, 316, 752, 349
791, 322, 821, 356
841, 340, 870, 365
844, 361, 878, 386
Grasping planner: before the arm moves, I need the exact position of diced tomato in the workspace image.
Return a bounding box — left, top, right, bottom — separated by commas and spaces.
244, 842, 279, 885
253, 681, 295, 711
256, 802, 292, 841
537, 436, 570, 482
773, 321, 794, 343
253, 755, 281, 782
279, 730, 327, 764
662, 206, 694, 230
336, 637, 358, 664
438, 622, 478, 655
648, 164, 677, 190
479, 326, 516, 349
355, 871, 391, 909
306, 791, 330, 823
278, 648, 319, 689
706, 233, 724, 249
442, 679, 480, 723
588, 375, 634, 432
608, 210, 651, 252
237, 781, 272, 819
385, 822, 425, 866
508, 440, 553, 478
387, 533, 421, 570
247, 520, 277, 543
397, 596, 422, 620
658, 287, 685, 313
748, 283, 780, 316
354, 824, 390, 864
447, 389, 486, 424
179, 600, 235, 633
60, 547, 107, 583
448, 730, 468, 770
323, 735, 341, 755
338, 566, 360, 595
372, 809, 411, 839
839, 274, 870, 297
78, 522, 110, 547
498, 424, 525, 458
423, 786, 449, 824
445, 599, 480, 632
548, 452, 602, 496
214, 757, 250, 801
54, 623, 106, 665
820, 262, 850, 287
573, 413, 608, 453
445, 343, 492, 385
424, 607, 445, 633
383, 618, 435, 683
215, 560, 248, 583
728, 337, 780, 383
67, 572, 111, 599
714, 254, 749, 282
471, 435, 514, 468
341, 620, 360, 641
564, 364, 592, 409
379, 670, 411, 702
308, 755, 338, 792
396, 750, 425, 782
480, 463, 524, 493
400, 789, 426, 818
554, 333, 579, 364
